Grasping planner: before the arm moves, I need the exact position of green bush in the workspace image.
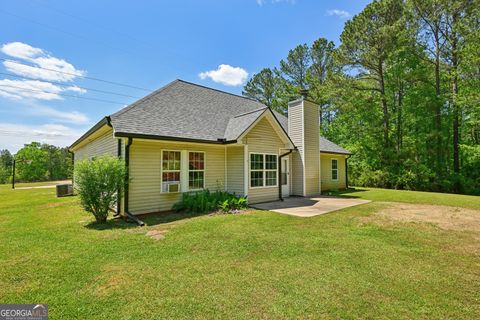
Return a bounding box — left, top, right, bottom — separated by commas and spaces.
74, 156, 126, 223
354, 169, 392, 189
173, 189, 247, 214
324, 188, 339, 196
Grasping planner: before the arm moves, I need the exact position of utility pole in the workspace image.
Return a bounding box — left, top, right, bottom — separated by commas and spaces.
11, 159, 15, 189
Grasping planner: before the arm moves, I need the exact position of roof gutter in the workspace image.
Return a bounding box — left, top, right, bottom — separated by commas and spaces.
114, 132, 237, 145
320, 151, 353, 156
69, 116, 111, 150
278, 148, 296, 201
123, 137, 145, 226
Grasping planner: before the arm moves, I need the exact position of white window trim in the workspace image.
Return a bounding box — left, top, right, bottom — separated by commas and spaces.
249, 152, 279, 189
187, 151, 206, 191
161, 149, 208, 193
161, 149, 182, 193
331, 158, 339, 181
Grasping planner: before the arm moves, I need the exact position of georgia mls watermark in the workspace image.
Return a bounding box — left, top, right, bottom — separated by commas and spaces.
0, 304, 48, 320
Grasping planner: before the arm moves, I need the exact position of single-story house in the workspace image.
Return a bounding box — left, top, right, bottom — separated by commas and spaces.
70, 80, 351, 217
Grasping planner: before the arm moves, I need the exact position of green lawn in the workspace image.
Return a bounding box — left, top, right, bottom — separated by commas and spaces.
341, 187, 480, 210
0, 184, 479, 319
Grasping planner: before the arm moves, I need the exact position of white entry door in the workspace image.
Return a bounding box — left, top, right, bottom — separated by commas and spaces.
281, 157, 290, 197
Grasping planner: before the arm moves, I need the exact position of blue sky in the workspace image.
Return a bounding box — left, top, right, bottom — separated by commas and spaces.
0, 0, 369, 152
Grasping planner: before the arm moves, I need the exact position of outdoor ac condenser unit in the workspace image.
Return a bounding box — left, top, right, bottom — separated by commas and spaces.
56, 184, 73, 197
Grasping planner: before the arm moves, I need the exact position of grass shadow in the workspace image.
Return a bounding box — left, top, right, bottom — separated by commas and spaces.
84, 218, 137, 230
141, 211, 213, 225
335, 188, 368, 198
251, 197, 319, 210
84, 210, 214, 230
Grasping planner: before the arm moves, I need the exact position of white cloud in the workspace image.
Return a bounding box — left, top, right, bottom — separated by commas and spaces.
28, 105, 89, 124
256, 0, 296, 5
1, 42, 85, 82
1, 42, 44, 60
0, 79, 63, 100
0, 42, 88, 102
65, 85, 87, 94
0, 123, 83, 152
326, 9, 352, 19
0, 79, 88, 101
199, 64, 249, 86
0, 99, 89, 124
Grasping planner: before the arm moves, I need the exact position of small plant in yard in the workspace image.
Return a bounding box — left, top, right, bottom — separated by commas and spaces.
173, 189, 247, 214
325, 188, 340, 196
74, 156, 126, 223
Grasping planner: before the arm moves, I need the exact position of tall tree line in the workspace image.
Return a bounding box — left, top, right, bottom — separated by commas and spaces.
243, 0, 479, 195
0, 142, 73, 184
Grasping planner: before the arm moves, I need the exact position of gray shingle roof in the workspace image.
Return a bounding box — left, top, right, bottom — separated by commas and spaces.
272, 110, 288, 131
110, 79, 268, 142
223, 108, 267, 141
319, 137, 351, 155
73, 79, 349, 155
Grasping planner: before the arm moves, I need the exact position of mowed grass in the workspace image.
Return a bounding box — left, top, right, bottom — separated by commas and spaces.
0, 184, 479, 319
341, 187, 480, 210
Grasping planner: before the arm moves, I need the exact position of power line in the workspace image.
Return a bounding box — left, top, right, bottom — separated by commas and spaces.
32, 0, 154, 50
5, 2, 204, 69
0, 83, 128, 105
0, 130, 76, 136
0, 72, 142, 99
0, 57, 153, 92
0, 8, 94, 44
0, 8, 167, 67
31, 0, 204, 66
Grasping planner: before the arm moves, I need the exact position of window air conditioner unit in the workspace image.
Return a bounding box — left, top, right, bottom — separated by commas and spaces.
168, 183, 180, 193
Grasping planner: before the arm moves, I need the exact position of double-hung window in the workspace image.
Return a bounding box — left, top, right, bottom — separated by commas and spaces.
188, 152, 205, 190
331, 159, 338, 181
162, 151, 181, 192
250, 153, 278, 188
162, 150, 206, 192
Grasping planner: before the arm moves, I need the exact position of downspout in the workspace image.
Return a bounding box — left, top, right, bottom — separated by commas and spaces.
345, 155, 351, 189
278, 148, 295, 201
114, 139, 122, 217
70, 150, 74, 188
124, 137, 145, 226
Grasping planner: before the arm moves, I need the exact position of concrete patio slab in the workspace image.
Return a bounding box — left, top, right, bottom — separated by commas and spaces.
252, 196, 371, 217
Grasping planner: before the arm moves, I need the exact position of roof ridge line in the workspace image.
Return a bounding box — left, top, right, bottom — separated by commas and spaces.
233, 107, 268, 118
175, 79, 262, 103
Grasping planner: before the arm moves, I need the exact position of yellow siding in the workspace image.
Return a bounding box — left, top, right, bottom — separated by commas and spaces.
129, 140, 226, 214
244, 117, 286, 204
287, 99, 320, 196
226, 145, 244, 196
303, 100, 320, 196
74, 127, 117, 161
320, 153, 347, 191
288, 101, 304, 196
290, 152, 303, 196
